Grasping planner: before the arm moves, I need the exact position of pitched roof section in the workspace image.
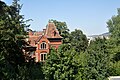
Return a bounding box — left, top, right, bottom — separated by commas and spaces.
45, 22, 62, 38
36, 35, 43, 42
28, 36, 39, 46
28, 31, 43, 46
28, 22, 62, 46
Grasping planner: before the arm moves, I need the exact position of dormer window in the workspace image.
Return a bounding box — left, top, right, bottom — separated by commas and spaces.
40, 42, 46, 49
54, 31, 57, 36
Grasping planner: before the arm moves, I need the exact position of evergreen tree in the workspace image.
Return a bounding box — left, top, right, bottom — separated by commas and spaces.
69, 29, 88, 52
0, 0, 44, 79
82, 38, 111, 80
44, 47, 81, 80
107, 8, 120, 61
0, 0, 26, 79
107, 8, 120, 76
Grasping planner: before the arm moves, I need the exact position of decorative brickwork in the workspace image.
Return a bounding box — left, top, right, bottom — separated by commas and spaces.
27, 22, 62, 62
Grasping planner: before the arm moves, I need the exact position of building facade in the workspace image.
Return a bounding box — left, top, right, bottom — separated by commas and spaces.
26, 22, 62, 62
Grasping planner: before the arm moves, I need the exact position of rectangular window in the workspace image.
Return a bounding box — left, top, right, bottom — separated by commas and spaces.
41, 54, 43, 61
40, 53, 47, 61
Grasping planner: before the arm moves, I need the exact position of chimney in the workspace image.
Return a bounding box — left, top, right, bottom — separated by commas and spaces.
43, 29, 46, 35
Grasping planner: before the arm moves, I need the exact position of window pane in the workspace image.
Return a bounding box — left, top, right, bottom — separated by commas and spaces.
44, 54, 46, 60
43, 43, 44, 49
41, 44, 42, 49
45, 44, 46, 49
41, 54, 43, 60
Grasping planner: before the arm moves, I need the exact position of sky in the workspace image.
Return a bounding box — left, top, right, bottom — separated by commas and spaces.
3, 0, 120, 36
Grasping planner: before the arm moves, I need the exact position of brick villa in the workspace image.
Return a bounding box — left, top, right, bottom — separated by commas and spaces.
24, 22, 62, 62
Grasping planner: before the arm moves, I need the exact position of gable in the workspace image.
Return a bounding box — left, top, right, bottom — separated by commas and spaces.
37, 35, 49, 43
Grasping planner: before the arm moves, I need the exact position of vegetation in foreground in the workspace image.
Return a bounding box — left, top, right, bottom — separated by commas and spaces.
0, 0, 120, 80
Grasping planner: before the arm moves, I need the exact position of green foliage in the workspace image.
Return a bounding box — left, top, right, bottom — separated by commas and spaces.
111, 61, 120, 75
1, 0, 120, 79
107, 8, 120, 54
83, 38, 111, 80
107, 8, 120, 76
69, 29, 88, 52
43, 26, 88, 80
55, 27, 88, 52
44, 8, 120, 80
49, 20, 88, 52
44, 47, 81, 80
17, 62, 44, 80
0, 1, 25, 79
0, 0, 43, 79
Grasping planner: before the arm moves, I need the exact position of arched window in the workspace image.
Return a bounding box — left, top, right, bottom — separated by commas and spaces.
40, 42, 46, 49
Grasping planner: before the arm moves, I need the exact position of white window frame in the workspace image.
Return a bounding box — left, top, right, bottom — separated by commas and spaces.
40, 42, 46, 49
40, 53, 47, 61
35, 53, 38, 62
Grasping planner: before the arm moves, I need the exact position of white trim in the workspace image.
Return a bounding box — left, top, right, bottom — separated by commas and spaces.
108, 76, 120, 80
40, 42, 47, 49
40, 53, 47, 61
35, 53, 38, 62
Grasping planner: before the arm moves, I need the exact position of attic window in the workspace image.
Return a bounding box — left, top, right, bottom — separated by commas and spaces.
54, 31, 56, 36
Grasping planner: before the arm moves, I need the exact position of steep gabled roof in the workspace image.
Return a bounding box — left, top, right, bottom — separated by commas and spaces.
45, 22, 62, 38
28, 22, 62, 46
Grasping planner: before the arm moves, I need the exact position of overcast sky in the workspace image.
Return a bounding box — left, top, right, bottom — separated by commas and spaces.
4, 0, 120, 36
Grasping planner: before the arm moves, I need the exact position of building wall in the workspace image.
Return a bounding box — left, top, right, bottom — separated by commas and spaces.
28, 22, 62, 62
35, 36, 50, 62
30, 36, 62, 62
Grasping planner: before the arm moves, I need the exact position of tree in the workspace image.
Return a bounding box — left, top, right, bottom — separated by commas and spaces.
44, 46, 82, 80
106, 8, 120, 76
56, 29, 88, 53
0, 0, 44, 79
43, 21, 88, 79
0, 0, 26, 79
69, 29, 88, 52
81, 38, 111, 80
49, 20, 88, 52
107, 8, 120, 60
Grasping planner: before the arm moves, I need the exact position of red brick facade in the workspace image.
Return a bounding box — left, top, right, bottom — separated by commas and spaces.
27, 22, 62, 62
